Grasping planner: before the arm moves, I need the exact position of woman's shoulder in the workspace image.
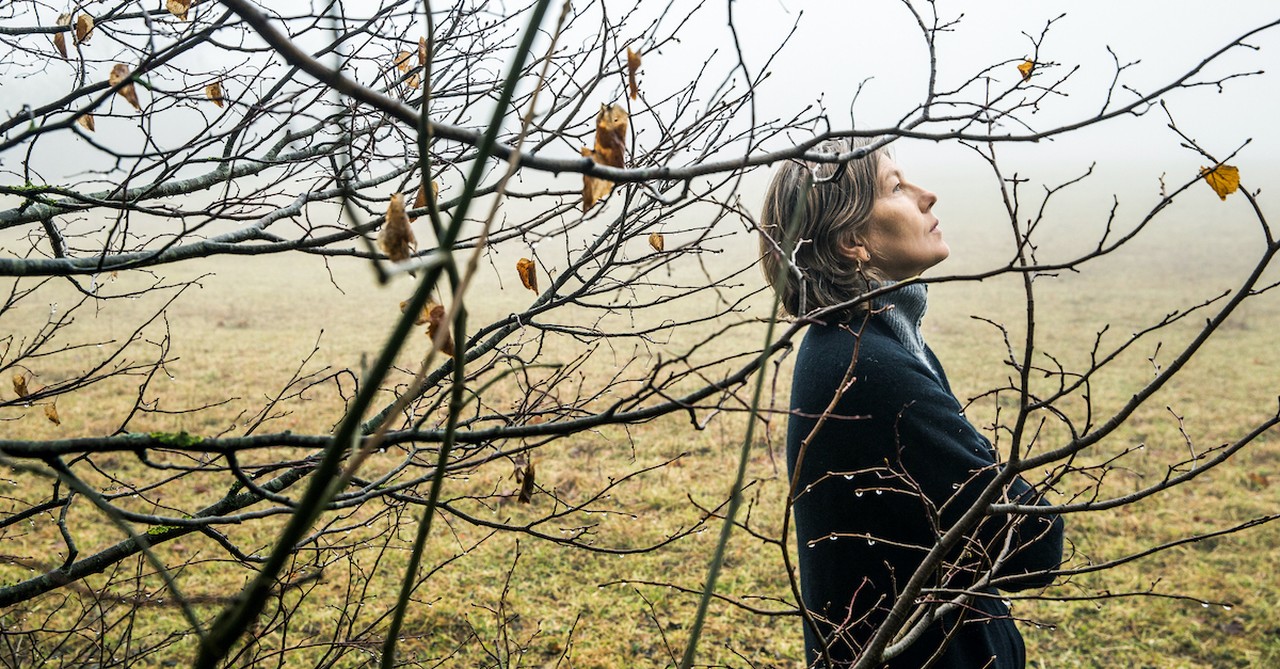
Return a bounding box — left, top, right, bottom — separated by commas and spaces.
799, 316, 915, 366
794, 318, 923, 401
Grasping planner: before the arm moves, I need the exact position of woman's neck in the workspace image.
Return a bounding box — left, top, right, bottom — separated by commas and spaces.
873, 281, 937, 375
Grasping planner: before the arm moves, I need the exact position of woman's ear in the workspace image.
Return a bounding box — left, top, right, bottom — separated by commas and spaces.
842, 240, 871, 263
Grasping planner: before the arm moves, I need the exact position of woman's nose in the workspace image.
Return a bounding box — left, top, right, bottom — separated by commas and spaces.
920, 187, 937, 211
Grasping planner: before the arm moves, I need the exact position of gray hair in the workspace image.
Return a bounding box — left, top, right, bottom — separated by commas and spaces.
758, 137, 888, 322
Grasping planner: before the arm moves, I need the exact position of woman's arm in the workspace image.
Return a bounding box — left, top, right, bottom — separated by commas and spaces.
795, 321, 1064, 590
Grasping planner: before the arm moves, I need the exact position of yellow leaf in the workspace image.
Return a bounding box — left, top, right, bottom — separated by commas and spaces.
109, 63, 141, 111
12, 373, 29, 398
73, 14, 93, 45
627, 47, 642, 100
1017, 59, 1034, 82
77, 114, 95, 132
205, 81, 224, 107
425, 302, 455, 357
648, 232, 664, 252
44, 403, 61, 426
581, 103, 629, 210
516, 257, 538, 293
378, 192, 416, 263
166, 0, 191, 21
1201, 164, 1240, 201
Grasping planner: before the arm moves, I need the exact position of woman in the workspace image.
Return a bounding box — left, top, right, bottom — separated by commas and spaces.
759, 138, 1064, 668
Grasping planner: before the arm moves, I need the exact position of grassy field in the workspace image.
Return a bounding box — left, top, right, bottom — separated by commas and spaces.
2, 193, 1279, 668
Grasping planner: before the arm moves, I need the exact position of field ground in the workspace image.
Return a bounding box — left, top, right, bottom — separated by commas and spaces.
3, 201, 1279, 668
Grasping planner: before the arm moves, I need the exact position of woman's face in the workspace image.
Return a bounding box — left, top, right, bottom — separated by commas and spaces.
858, 155, 949, 281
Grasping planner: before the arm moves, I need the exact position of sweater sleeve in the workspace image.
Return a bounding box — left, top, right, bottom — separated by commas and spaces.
881, 349, 1064, 590
793, 321, 1063, 593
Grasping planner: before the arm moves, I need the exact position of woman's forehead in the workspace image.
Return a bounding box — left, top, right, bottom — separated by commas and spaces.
877, 155, 902, 179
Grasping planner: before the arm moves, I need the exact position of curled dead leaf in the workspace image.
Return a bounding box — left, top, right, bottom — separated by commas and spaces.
516, 257, 538, 293
12, 373, 30, 398
648, 232, 664, 252
73, 14, 93, 46
581, 103, 629, 210
1201, 164, 1240, 201
109, 64, 141, 111
426, 302, 455, 357
44, 403, 61, 426
378, 192, 417, 263
517, 460, 536, 504
418, 36, 429, 67
77, 114, 95, 132
205, 81, 224, 107
166, 0, 191, 21
410, 181, 438, 221
1017, 59, 1034, 82
627, 47, 642, 100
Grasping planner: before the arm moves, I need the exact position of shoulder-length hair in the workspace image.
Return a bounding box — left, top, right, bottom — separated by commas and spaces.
758, 137, 889, 322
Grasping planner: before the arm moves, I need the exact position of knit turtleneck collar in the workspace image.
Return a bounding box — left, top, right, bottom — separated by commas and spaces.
872, 281, 938, 376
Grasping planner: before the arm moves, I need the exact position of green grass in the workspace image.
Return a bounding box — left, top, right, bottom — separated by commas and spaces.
2, 207, 1279, 668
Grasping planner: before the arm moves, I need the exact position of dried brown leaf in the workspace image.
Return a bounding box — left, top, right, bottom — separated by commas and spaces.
400, 300, 431, 325
109, 63, 141, 111
77, 114, 95, 132
44, 403, 61, 426
581, 103, 629, 210
73, 14, 93, 45
12, 373, 29, 399
648, 232, 664, 252
1201, 164, 1240, 201
581, 147, 611, 211
394, 50, 419, 89
517, 460, 535, 503
409, 181, 438, 221
626, 47, 642, 100
378, 192, 417, 263
166, 0, 191, 21
516, 257, 538, 293
417, 37, 429, 67
205, 81, 224, 107
426, 302, 455, 357
53, 14, 71, 58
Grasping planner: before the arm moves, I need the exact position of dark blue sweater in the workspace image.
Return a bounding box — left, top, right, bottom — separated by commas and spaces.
788, 305, 1064, 668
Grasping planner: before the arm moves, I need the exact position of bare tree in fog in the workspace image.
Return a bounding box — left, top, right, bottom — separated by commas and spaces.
1, 1, 1277, 667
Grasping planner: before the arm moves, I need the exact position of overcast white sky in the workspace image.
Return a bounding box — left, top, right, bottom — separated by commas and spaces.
634, 1, 1279, 268
4, 0, 1276, 261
